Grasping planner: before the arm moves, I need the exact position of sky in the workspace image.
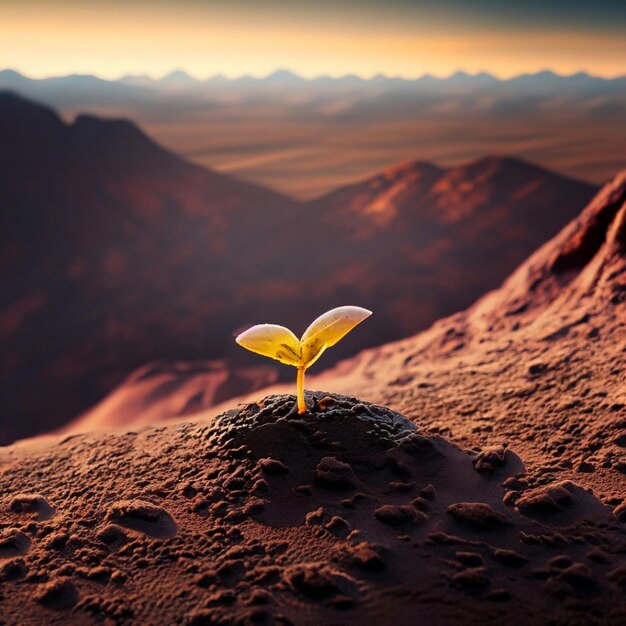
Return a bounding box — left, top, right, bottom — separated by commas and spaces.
1, 0, 625, 79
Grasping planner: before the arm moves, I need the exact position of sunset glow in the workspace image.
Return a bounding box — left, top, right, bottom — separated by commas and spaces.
1, 0, 625, 79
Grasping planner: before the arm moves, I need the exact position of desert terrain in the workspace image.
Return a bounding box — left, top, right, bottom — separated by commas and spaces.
2, 2, 625, 624
1, 168, 624, 625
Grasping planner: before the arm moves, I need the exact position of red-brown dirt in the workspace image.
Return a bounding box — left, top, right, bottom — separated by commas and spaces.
1, 394, 625, 625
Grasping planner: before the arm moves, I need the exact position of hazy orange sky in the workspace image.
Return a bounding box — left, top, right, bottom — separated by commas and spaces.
1, 0, 625, 79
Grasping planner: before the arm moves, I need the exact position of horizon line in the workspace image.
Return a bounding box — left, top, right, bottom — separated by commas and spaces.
2, 66, 626, 83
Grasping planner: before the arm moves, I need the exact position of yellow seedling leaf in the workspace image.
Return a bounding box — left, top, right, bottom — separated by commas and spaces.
300, 305, 372, 368
235, 324, 301, 366
235, 306, 372, 414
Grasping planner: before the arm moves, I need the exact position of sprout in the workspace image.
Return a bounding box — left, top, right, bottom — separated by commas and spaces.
236, 306, 372, 414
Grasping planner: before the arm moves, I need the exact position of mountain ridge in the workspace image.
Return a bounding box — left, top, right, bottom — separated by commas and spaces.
0, 92, 599, 442
3, 67, 625, 84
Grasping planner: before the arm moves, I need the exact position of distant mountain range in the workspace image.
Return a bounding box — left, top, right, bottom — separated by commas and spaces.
1, 68, 623, 198
2, 67, 623, 86
2, 68, 623, 114
0, 91, 598, 442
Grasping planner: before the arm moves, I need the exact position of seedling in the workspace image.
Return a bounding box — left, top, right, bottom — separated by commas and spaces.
236, 306, 372, 414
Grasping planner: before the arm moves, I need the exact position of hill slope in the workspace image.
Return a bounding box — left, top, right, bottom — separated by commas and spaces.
265, 170, 626, 502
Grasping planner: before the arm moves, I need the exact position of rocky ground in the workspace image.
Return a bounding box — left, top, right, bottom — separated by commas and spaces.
1, 394, 625, 625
